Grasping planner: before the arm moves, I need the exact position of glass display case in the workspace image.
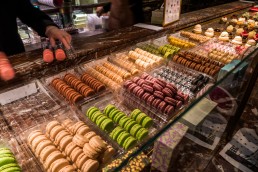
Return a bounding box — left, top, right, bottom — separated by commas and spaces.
1, 2, 258, 172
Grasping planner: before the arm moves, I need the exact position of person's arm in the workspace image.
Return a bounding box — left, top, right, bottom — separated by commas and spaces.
16, 0, 71, 49
16, 0, 56, 37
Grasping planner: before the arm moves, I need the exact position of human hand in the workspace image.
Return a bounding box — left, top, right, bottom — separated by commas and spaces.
45, 26, 72, 50
0, 52, 15, 81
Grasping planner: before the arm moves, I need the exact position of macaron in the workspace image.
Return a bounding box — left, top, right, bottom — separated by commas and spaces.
100, 119, 114, 132
124, 120, 137, 132
76, 153, 89, 169
76, 125, 91, 136
117, 132, 130, 147
104, 104, 116, 116
86, 107, 99, 117
0, 163, 20, 171
31, 135, 48, 152
110, 127, 124, 141
72, 134, 89, 148
118, 117, 130, 128
129, 124, 142, 137
72, 121, 86, 135
39, 145, 57, 162
130, 109, 141, 120
49, 125, 64, 140
124, 137, 137, 150
27, 130, 44, 146
54, 130, 70, 146
0, 148, 13, 155
90, 111, 103, 123
46, 121, 61, 134
59, 165, 75, 172
70, 147, 83, 162
43, 49, 54, 63
85, 131, 97, 140
82, 159, 99, 172
59, 135, 73, 151
96, 115, 107, 127
108, 109, 120, 120
0, 157, 16, 167
64, 142, 77, 157
89, 136, 107, 153
50, 158, 69, 172
141, 116, 153, 128
35, 139, 53, 157
55, 49, 66, 61
99, 146, 115, 163
44, 151, 65, 169
135, 113, 147, 125
83, 143, 99, 159
136, 128, 148, 141
113, 112, 126, 123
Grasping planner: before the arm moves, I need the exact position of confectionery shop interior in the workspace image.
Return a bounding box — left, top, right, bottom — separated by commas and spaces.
1, 0, 258, 172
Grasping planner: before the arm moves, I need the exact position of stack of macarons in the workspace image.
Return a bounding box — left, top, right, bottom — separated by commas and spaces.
130, 109, 153, 128
86, 68, 121, 91
0, 147, 21, 172
110, 127, 137, 150
81, 73, 106, 92
104, 105, 149, 141
27, 130, 75, 172
102, 61, 132, 79
123, 73, 189, 116
43, 48, 66, 63
51, 78, 84, 104
28, 119, 116, 171
94, 65, 124, 84
86, 107, 114, 132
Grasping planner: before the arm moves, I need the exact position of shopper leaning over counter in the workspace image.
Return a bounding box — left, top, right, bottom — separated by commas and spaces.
0, 0, 72, 81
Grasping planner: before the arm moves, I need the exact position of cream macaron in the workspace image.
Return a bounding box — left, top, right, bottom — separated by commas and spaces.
73, 134, 89, 148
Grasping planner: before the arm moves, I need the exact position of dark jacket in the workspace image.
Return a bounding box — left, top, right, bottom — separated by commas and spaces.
103, 0, 144, 30
0, 0, 56, 56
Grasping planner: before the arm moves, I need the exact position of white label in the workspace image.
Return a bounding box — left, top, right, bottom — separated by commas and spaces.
134, 23, 163, 31
0, 83, 37, 105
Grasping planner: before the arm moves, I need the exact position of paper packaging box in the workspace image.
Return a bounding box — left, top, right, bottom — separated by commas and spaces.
152, 122, 188, 172
218, 60, 248, 81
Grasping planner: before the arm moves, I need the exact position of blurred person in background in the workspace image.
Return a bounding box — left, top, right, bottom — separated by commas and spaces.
96, 0, 144, 30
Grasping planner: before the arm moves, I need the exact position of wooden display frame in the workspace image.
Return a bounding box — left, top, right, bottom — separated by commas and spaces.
163, 0, 182, 26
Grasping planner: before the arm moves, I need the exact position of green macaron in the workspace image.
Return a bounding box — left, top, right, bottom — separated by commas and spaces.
100, 119, 114, 132
124, 120, 137, 132
91, 111, 103, 123
110, 127, 124, 141
124, 137, 137, 150
118, 117, 131, 128
130, 109, 141, 120
113, 112, 126, 123
142, 116, 153, 128
135, 113, 147, 125
0, 148, 13, 155
136, 128, 148, 141
1, 166, 21, 172
117, 132, 130, 147
0, 157, 16, 167
0, 163, 20, 171
86, 107, 99, 117
96, 115, 107, 127
109, 109, 120, 120
104, 104, 116, 115
0, 154, 14, 159
129, 124, 142, 137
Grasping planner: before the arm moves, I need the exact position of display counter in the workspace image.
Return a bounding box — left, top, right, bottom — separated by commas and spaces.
0, 1, 257, 172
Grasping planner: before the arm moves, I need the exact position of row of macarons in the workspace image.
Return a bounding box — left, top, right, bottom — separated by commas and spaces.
86, 105, 153, 149
27, 119, 116, 172
0, 147, 21, 172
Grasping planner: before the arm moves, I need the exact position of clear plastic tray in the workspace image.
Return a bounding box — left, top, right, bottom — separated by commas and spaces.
0, 80, 63, 135
78, 94, 158, 150
151, 62, 215, 97
19, 107, 122, 172
41, 67, 110, 105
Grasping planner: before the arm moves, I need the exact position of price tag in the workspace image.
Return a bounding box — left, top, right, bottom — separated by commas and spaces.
163, 0, 182, 26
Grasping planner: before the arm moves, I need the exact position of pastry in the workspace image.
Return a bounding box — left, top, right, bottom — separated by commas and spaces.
180, 31, 210, 43
83, 143, 99, 159
246, 39, 256, 47
232, 36, 243, 45
221, 16, 227, 23
248, 30, 256, 39
82, 159, 99, 172
204, 28, 214, 37
55, 49, 66, 61
168, 35, 196, 48
44, 150, 65, 169
226, 25, 234, 33
219, 31, 229, 41
0, 147, 21, 171
193, 24, 202, 33
43, 49, 54, 63
236, 28, 244, 36
237, 17, 246, 25
72, 134, 89, 148
50, 159, 69, 172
